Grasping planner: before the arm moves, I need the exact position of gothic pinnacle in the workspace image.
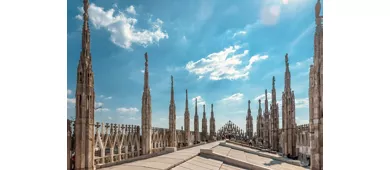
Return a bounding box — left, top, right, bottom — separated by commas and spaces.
170, 75, 174, 102
316, 0, 321, 18
258, 99, 261, 110
80, 0, 91, 63
185, 89, 188, 109
144, 52, 149, 90
195, 98, 198, 115
272, 76, 275, 88
265, 90, 269, 112
211, 104, 214, 117
285, 53, 289, 69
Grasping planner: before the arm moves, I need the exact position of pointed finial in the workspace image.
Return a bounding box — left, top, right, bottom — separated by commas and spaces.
272, 76, 275, 88
285, 53, 289, 67
83, 0, 89, 15
186, 89, 188, 99
145, 52, 148, 61
203, 104, 205, 111
316, 0, 321, 18
211, 104, 213, 110
248, 100, 251, 108
171, 75, 173, 86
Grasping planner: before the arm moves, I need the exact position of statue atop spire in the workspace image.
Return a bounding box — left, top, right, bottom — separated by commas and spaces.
258, 99, 262, 110
185, 89, 188, 109
170, 76, 174, 103
272, 76, 275, 88
285, 53, 289, 69
195, 98, 198, 114
316, 0, 321, 18
144, 52, 149, 90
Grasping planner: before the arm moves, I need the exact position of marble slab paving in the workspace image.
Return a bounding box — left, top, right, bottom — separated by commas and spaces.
212, 146, 308, 170
100, 141, 221, 170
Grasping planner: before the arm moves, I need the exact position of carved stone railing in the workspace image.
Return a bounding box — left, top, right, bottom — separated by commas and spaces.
151, 127, 169, 153
93, 122, 141, 166
68, 119, 205, 169
67, 119, 144, 169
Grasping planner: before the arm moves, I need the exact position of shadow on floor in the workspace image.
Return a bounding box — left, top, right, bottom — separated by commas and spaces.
264, 159, 282, 166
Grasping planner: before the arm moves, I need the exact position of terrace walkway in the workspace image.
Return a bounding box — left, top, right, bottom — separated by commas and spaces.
99, 141, 308, 170
100, 141, 222, 170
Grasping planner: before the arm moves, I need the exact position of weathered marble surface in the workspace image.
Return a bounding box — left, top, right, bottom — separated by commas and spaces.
100, 141, 221, 170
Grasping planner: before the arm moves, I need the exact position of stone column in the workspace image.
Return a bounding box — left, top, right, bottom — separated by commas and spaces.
194, 98, 199, 143
184, 89, 190, 146
141, 52, 152, 155
74, 0, 96, 169
169, 76, 176, 147
310, 1, 323, 169
209, 104, 216, 141
201, 105, 208, 141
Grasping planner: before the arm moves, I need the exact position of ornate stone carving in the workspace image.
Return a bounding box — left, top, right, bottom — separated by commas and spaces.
74, 0, 95, 169
310, 0, 323, 169
141, 52, 152, 155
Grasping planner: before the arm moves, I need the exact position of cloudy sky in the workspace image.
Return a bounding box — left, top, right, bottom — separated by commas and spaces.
67, 0, 320, 132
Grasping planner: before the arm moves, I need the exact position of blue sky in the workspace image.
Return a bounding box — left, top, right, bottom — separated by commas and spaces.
67, 0, 320, 132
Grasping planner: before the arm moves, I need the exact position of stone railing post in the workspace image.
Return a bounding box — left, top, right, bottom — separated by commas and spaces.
110, 147, 114, 163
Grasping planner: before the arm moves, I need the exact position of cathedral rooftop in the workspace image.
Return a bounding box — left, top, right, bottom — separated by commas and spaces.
99, 141, 308, 170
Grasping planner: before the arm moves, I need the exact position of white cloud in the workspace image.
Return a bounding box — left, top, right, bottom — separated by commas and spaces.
192, 96, 206, 106
126, 5, 136, 15
291, 57, 313, 70
95, 102, 104, 108
98, 95, 112, 100
166, 66, 184, 72
67, 89, 72, 95
129, 117, 139, 120
254, 93, 272, 102
76, 3, 168, 49
141, 69, 145, 73
96, 108, 110, 112
230, 19, 262, 38
185, 45, 268, 80
295, 98, 309, 108
116, 107, 139, 114
232, 31, 247, 38
221, 93, 244, 101
67, 98, 76, 104
108, 116, 112, 120
262, 57, 313, 80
